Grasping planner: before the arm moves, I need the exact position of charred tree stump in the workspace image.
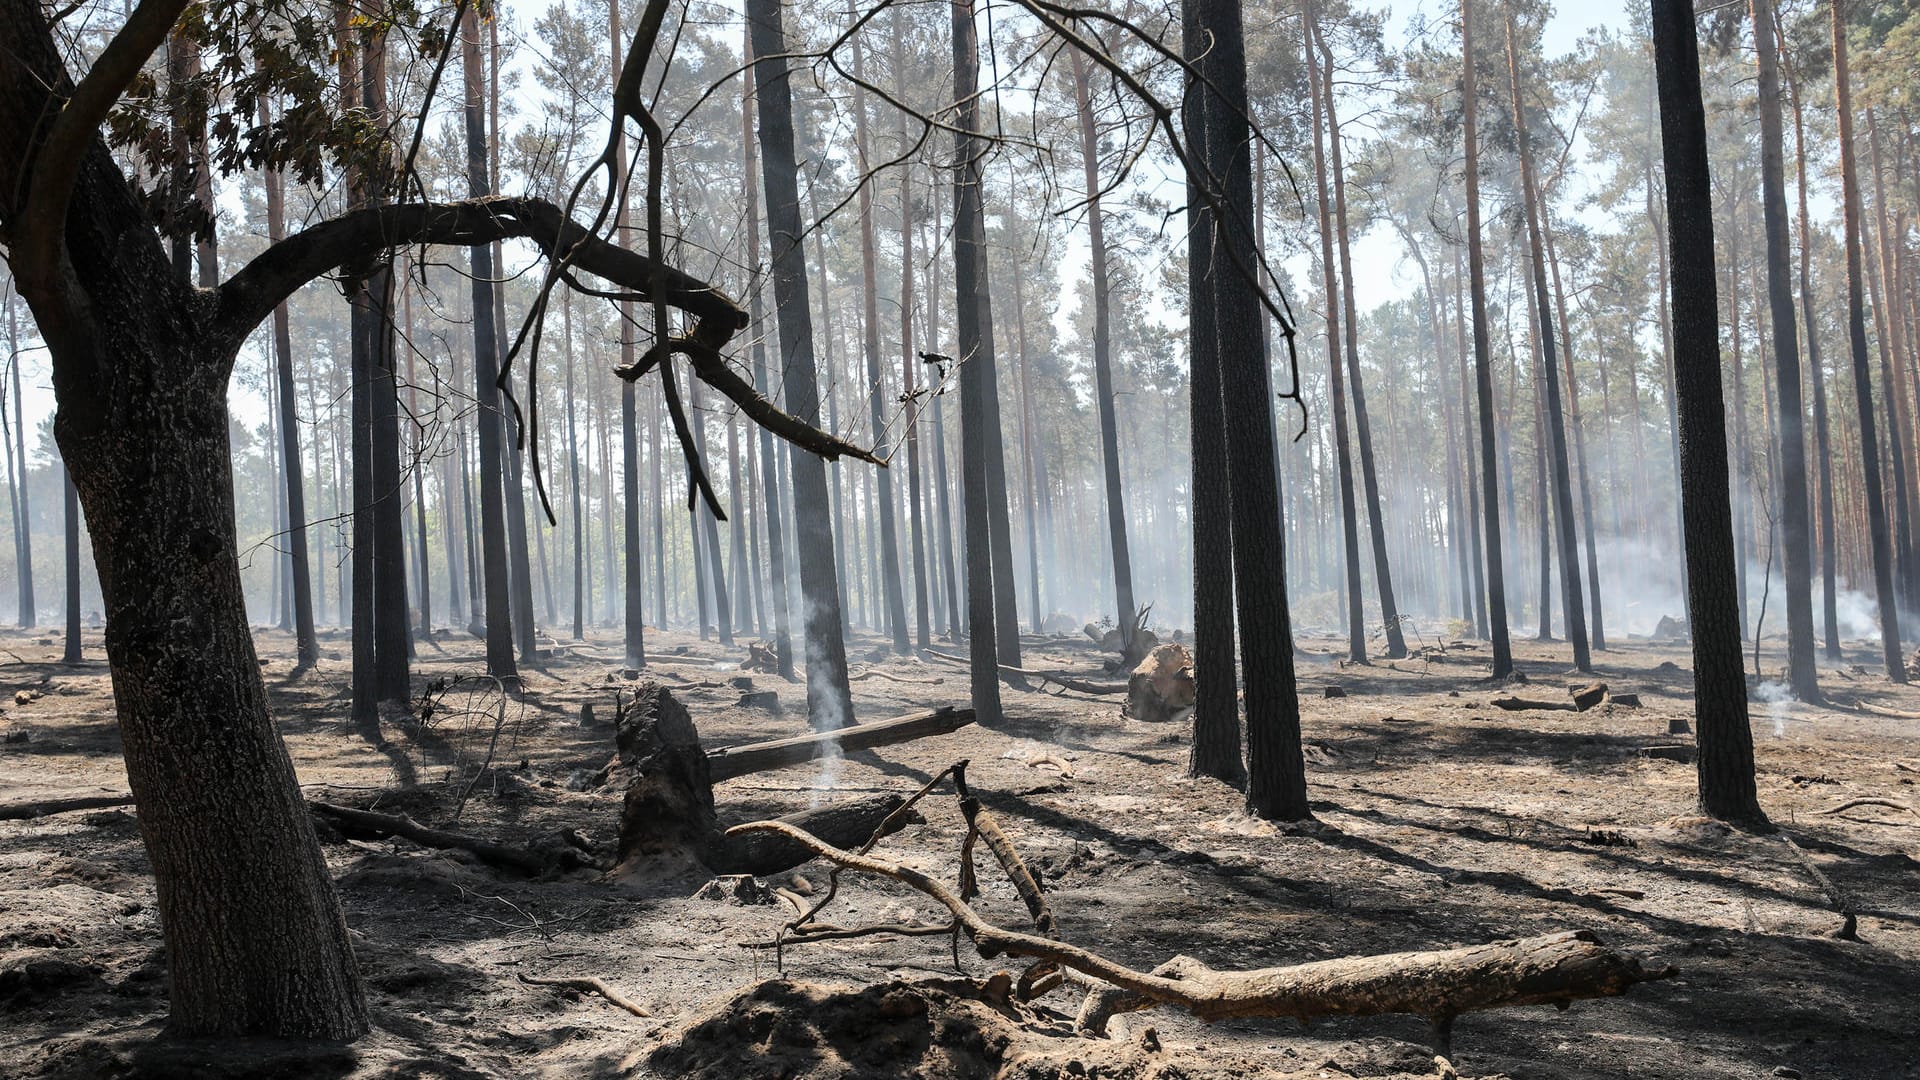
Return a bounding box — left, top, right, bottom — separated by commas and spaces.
610, 683, 913, 876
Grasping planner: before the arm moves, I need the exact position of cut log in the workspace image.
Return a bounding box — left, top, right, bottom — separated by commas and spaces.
1490, 696, 1576, 712
1569, 683, 1608, 711
705, 706, 975, 782
1124, 644, 1195, 724
611, 682, 922, 876
1608, 693, 1642, 708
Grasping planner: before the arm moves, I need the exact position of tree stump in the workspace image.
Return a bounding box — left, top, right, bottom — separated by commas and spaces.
610, 682, 909, 876
1125, 644, 1195, 724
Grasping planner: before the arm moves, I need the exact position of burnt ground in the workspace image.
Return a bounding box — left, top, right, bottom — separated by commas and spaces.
1, 622, 1917, 1079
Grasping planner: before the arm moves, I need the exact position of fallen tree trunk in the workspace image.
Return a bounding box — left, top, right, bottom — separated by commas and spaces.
706, 706, 975, 781
1490, 696, 1577, 712
922, 649, 1127, 695
0, 793, 137, 820
712, 796, 910, 876
729, 819, 1673, 1036
310, 801, 590, 876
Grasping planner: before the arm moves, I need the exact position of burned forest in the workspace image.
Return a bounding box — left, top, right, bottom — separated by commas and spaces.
3, 0, 1920, 1076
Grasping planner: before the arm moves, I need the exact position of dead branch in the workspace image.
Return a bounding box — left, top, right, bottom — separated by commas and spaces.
1851, 700, 1920, 720
1780, 833, 1860, 940
517, 973, 652, 1017
726, 819, 1672, 1031
1820, 797, 1918, 820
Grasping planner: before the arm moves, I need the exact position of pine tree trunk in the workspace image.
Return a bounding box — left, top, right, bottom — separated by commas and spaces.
1651, 0, 1772, 827
952, 0, 1006, 725
1202, 0, 1306, 818
1752, 0, 1821, 700
461, 6, 516, 679
5, 286, 32, 628
1460, 0, 1514, 678
748, 0, 854, 727
740, 27, 794, 675
1506, 13, 1589, 673
851, 39, 911, 654
1541, 217, 1606, 651
1306, 28, 1368, 665
1830, 0, 1906, 680
1070, 46, 1139, 652
1317, 22, 1406, 659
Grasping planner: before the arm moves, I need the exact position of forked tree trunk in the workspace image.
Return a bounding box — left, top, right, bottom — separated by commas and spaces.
1196, 0, 1308, 820
1182, 0, 1242, 786
0, 2, 370, 1032
1651, 0, 1772, 826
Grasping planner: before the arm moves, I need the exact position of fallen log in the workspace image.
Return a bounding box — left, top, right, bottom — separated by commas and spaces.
922, 649, 1126, 695
310, 801, 585, 876
1490, 696, 1577, 712
705, 705, 975, 782
0, 794, 137, 820
713, 796, 911, 876
728, 818, 1673, 1038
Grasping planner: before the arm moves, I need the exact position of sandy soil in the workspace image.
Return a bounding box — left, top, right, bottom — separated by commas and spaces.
2, 622, 1917, 1079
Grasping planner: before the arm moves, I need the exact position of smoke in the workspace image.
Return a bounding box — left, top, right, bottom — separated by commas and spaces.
1750, 680, 1795, 738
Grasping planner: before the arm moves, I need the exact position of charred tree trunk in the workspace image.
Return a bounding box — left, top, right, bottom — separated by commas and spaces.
748, 0, 855, 728
258, 93, 318, 668
851, 39, 911, 655
1652, 0, 1772, 827
1752, 0, 1821, 701
1317, 22, 1407, 660
1183, 0, 1243, 786
1507, 14, 1589, 673
461, 7, 516, 680
741, 31, 794, 676
1070, 46, 1139, 655
5, 284, 32, 629
1830, 0, 1906, 681
1198, 0, 1308, 820
953, 0, 1007, 725
1461, 0, 1515, 678
1306, 27, 1368, 665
